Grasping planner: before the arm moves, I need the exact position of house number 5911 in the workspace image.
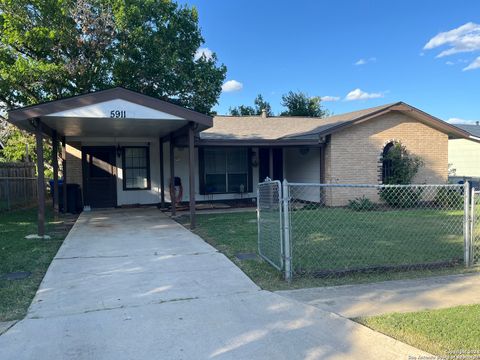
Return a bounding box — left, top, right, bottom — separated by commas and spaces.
110, 110, 126, 118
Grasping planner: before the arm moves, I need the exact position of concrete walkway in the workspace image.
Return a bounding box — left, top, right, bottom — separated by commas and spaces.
0, 208, 429, 359
277, 273, 480, 318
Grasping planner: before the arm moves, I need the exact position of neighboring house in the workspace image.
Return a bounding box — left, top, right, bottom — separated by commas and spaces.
6, 87, 472, 209
448, 123, 480, 183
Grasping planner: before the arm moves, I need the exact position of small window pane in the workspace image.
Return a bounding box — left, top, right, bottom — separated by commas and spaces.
205, 174, 227, 193
228, 174, 248, 193
227, 149, 247, 173
124, 147, 149, 190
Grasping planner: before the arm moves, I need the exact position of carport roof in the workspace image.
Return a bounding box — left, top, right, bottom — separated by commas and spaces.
7, 87, 213, 137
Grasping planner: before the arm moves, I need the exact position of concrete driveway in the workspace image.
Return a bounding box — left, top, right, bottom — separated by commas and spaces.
0, 208, 428, 359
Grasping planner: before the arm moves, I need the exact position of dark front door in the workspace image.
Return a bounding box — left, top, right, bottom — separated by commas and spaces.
259, 148, 270, 182
259, 148, 284, 182
82, 146, 117, 208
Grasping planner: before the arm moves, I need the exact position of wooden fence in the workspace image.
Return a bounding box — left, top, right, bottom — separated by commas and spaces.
0, 162, 37, 211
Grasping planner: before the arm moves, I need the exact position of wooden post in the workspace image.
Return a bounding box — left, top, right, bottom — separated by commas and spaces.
188, 123, 196, 229
35, 119, 45, 236
159, 137, 165, 208
169, 134, 176, 216
269, 148, 274, 179
52, 130, 59, 214
62, 136, 67, 213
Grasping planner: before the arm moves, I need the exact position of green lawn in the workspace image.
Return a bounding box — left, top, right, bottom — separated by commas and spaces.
0, 207, 69, 321
356, 305, 480, 356
178, 210, 475, 290
288, 207, 464, 274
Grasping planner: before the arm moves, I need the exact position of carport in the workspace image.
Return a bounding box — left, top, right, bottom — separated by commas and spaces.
7, 87, 212, 235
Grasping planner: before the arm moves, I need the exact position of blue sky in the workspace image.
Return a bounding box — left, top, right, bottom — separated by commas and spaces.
182, 0, 480, 123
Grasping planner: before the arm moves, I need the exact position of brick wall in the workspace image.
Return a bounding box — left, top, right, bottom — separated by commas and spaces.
66, 142, 83, 189
324, 112, 448, 206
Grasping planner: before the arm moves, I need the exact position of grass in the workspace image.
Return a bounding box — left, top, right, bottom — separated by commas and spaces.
356, 305, 480, 356
288, 207, 464, 273
0, 207, 70, 321
178, 210, 477, 291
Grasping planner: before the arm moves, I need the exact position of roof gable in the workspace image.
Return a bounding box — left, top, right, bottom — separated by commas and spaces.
46, 98, 184, 120
8, 87, 212, 127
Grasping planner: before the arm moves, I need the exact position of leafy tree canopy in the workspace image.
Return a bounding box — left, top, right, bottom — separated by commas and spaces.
280, 91, 329, 117
0, 0, 226, 172
0, 0, 226, 114
229, 94, 273, 116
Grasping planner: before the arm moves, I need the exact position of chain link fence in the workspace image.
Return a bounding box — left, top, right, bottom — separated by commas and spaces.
257, 180, 477, 281
470, 189, 480, 266
257, 180, 283, 270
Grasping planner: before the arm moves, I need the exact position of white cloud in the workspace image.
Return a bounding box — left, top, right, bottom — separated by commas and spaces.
221, 80, 243, 93
447, 117, 480, 125
354, 57, 376, 66
423, 22, 480, 70
344, 88, 384, 101
321, 95, 340, 102
194, 47, 213, 61
446, 61, 455, 65
463, 56, 480, 71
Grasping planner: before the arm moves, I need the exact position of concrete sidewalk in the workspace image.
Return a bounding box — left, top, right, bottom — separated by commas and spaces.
0, 208, 429, 359
277, 273, 480, 318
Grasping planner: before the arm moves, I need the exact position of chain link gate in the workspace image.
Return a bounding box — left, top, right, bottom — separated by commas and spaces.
257, 180, 284, 271
470, 188, 480, 266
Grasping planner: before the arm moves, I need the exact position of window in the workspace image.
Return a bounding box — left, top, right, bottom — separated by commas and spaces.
202, 148, 250, 193
123, 147, 150, 190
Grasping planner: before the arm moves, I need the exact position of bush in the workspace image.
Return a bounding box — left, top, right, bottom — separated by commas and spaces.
347, 196, 376, 211
433, 187, 464, 209
379, 187, 424, 208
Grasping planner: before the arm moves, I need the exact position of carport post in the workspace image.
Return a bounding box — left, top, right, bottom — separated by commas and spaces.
169, 134, 176, 216
61, 136, 67, 213
159, 137, 165, 208
52, 130, 59, 214
188, 122, 196, 229
35, 119, 45, 237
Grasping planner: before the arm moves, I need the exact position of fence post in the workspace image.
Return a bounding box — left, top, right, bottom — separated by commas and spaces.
257, 186, 261, 258
464, 181, 471, 267
282, 179, 292, 282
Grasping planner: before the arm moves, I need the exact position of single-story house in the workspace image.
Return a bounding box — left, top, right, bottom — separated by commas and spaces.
448, 123, 480, 183
6, 87, 473, 233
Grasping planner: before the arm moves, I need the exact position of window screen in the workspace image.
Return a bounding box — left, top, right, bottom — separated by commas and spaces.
203, 148, 249, 193
123, 147, 150, 190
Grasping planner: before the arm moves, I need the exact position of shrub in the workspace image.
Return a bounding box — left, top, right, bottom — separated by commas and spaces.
433, 187, 464, 209
382, 142, 423, 185
347, 196, 376, 211
379, 187, 424, 208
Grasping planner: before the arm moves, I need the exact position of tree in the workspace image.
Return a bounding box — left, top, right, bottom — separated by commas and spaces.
0, 0, 226, 114
253, 94, 272, 116
280, 91, 328, 117
229, 105, 256, 116
0, 0, 226, 176
229, 94, 272, 116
